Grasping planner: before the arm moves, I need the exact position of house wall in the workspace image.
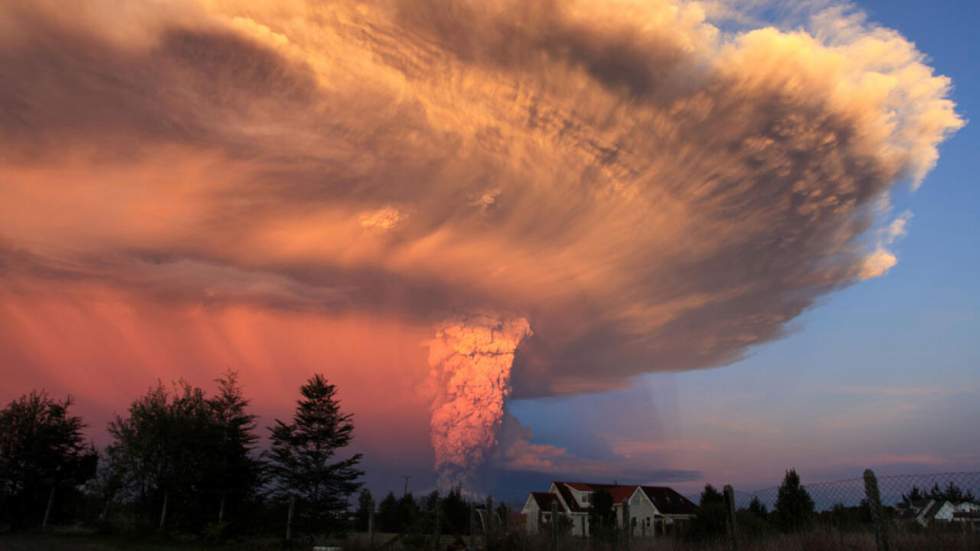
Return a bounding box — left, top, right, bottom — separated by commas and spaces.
567, 487, 592, 509
957, 502, 980, 513
571, 513, 589, 537
548, 483, 590, 537
914, 500, 980, 525
521, 498, 541, 534
526, 485, 695, 538
626, 491, 660, 537
523, 497, 587, 536
935, 502, 956, 522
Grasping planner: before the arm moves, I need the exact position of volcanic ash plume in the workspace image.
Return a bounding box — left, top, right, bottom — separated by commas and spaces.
0, 0, 966, 472
427, 316, 532, 487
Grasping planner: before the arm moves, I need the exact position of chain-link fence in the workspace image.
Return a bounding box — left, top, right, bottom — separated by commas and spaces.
734, 471, 980, 512
698, 470, 980, 551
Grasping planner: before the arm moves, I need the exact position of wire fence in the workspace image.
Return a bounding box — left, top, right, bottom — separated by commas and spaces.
733, 471, 980, 512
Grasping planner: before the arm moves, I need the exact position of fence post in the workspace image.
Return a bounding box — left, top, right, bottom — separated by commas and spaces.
368, 507, 375, 548
42, 485, 55, 530
622, 500, 631, 551
863, 469, 890, 551
483, 496, 493, 549
724, 485, 739, 551
471, 505, 478, 549
433, 498, 442, 551
285, 495, 296, 544
159, 490, 169, 531
550, 500, 559, 551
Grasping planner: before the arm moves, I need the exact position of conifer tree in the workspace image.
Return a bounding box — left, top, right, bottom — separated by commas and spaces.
747, 496, 768, 518
208, 370, 262, 525
691, 484, 728, 539
377, 492, 400, 532
355, 488, 375, 531
267, 374, 363, 535
773, 469, 814, 532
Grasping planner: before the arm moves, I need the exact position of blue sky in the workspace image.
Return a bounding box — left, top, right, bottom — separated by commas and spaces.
507, 0, 980, 496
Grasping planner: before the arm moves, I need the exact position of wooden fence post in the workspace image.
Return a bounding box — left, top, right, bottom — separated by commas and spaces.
369, 507, 375, 548
486, 495, 494, 548
724, 485, 738, 551
471, 506, 478, 549
285, 495, 296, 544
550, 500, 559, 551
42, 486, 56, 530
622, 500, 631, 551
158, 490, 169, 531
863, 469, 890, 551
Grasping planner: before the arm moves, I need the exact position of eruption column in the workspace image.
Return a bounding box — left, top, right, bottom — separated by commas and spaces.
426, 315, 532, 489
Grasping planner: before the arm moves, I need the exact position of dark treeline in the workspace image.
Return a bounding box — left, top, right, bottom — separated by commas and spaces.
684, 470, 818, 543
686, 470, 978, 545
0, 371, 365, 542
365, 486, 508, 536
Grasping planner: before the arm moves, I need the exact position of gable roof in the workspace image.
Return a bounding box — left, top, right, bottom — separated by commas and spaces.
548, 482, 696, 516
918, 499, 948, 521
640, 486, 698, 516
553, 482, 587, 513
554, 482, 636, 508
529, 492, 565, 512
608, 485, 636, 504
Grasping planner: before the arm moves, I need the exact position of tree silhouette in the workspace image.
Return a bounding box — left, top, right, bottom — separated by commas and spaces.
690, 484, 728, 540
901, 485, 926, 506
355, 488, 375, 531
377, 492, 400, 532
81, 448, 125, 524
207, 370, 262, 526
267, 374, 363, 535
397, 492, 420, 532
747, 496, 768, 519
421, 490, 440, 533
773, 470, 814, 532
441, 486, 470, 534
107, 381, 226, 531
736, 497, 772, 539
928, 481, 976, 503
588, 489, 616, 542
0, 391, 95, 529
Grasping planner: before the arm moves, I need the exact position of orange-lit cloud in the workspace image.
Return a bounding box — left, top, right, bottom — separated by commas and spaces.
0, 0, 963, 482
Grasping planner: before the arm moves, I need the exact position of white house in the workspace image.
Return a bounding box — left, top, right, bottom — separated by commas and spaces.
900, 499, 980, 527
521, 481, 697, 538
